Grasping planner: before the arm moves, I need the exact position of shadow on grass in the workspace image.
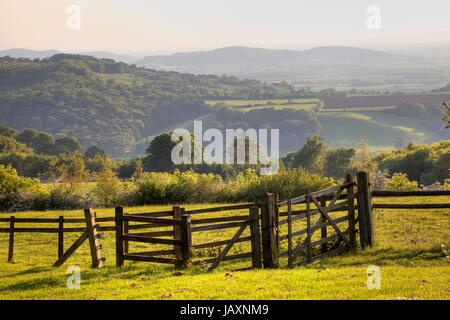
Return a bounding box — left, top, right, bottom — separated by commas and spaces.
0, 277, 62, 292
9, 266, 52, 277
322, 245, 445, 267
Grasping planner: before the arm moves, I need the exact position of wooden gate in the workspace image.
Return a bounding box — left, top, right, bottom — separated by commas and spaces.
271, 174, 357, 267
115, 206, 192, 268
204, 206, 261, 272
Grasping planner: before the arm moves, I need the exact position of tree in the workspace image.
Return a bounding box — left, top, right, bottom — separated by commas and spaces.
84, 145, 107, 159
385, 173, 419, 191
16, 129, 54, 154
287, 135, 326, 174
354, 137, 377, 176
143, 133, 178, 172
0, 136, 31, 153
142, 132, 200, 173
443, 102, 450, 128
95, 159, 121, 207
132, 159, 144, 180
0, 124, 16, 137
324, 148, 356, 179
53, 137, 82, 156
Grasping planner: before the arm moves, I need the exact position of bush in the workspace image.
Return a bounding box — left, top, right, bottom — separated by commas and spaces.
0, 164, 49, 211
385, 173, 419, 191
94, 160, 121, 207
133, 168, 334, 204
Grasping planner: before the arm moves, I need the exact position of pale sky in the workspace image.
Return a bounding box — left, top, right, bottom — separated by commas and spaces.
1, 0, 450, 55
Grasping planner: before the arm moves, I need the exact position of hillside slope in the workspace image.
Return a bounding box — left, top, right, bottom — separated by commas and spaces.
136, 46, 448, 90
0, 55, 302, 155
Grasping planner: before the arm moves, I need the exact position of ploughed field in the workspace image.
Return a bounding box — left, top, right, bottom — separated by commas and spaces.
0, 196, 448, 300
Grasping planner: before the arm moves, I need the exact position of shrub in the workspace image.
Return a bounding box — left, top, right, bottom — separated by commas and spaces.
134, 168, 334, 204
0, 164, 49, 211
94, 160, 121, 207
385, 173, 419, 191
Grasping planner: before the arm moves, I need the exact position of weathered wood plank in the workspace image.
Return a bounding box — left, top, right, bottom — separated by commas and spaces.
320, 197, 328, 254
197, 252, 253, 264
192, 215, 249, 224
122, 254, 176, 264
180, 211, 192, 268
185, 203, 254, 215
125, 249, 175, 257
287, 195, 293, 268
249, 206, 262, 269
346, 174, 356, 250
115, 206, 124, 267
8, 216, 15, 263
208, 223, 248, 271
193, 236, 252, 249
310, 195, 352, 249
191, 221, 247, 232
260, 193, 278, 268
122, 235, 182, 245
58, 216, 64, 259
127, 230, 174, 238
53, 231, 88, 267
173, 206, 182, 267
122, 215, 180, 225
84, 208, 104, 268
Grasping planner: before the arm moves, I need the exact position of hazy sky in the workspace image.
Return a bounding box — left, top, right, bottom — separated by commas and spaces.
1, 0, 450, 55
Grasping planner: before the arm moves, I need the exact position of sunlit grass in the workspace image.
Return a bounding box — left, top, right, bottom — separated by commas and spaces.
0, 196, 448, 300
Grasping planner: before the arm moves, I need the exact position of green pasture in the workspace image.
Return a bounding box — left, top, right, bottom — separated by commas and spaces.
0, 196, 448, 300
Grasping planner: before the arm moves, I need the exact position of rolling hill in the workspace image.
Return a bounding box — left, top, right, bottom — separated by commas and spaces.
136, 46, 450, 91
0, 48, 139, 64
0, 55, 302, 156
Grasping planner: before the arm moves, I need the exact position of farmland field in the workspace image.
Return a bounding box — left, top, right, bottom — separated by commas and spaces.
317, 112, 431, 149
0, 196, 448, 300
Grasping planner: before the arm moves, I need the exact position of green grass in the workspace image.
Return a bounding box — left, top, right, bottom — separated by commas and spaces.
205, 98, 321, 107
1, 197, 448, 300
317, 112, 429, 149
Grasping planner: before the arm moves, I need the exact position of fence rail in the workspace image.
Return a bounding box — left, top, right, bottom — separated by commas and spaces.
1, 171, 449, 270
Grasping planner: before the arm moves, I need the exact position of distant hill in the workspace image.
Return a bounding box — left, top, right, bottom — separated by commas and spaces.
0, 48, 139, 64
0, 54, 302, 156
136, 46, 450, 90
4, 46, 449, 91
0, 48, 61, 60
136, 45, 415, 72
80, 51, 139, 64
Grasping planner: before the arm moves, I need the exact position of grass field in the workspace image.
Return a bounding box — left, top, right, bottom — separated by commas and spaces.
0, 196, 448, 300
205, 98, 324, 113
317, 112, 430, 149
205, 99, 321, 107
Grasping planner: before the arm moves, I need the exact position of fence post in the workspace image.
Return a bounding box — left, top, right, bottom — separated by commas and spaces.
84, 208, 104, 268
306, 191, 312, 263
123, 220, 129, 254
8, 216, 15, 263
115, 206, 124, 267
287, 194, 293, 268
180, 210, 192, 269
260, 193, 279, 268
249, 206, 262, 269
357, 171, 374, 249
173, 206, 183, 268
346, 174, 356, 250
58, 216, 64, 259
320, 197, 327, 253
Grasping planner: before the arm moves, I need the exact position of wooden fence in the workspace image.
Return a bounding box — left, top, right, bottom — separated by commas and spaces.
1, 171, 449, 271
0, 209, 109, 267
115, 203, 261, 271
263, 174, 358, 268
